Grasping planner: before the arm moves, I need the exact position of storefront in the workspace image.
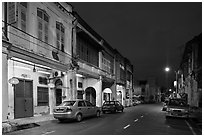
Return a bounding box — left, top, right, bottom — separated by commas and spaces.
7, 57, 69, 119
76, 72, 102, 107
103, 88, 112, 102
116, 85, 125, 106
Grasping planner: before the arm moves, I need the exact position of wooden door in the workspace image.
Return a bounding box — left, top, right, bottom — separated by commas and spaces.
14, 79, 33, 119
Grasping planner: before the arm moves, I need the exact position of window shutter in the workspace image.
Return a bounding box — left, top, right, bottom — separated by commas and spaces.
20, 9, 26, 31
8, 2, 17, 24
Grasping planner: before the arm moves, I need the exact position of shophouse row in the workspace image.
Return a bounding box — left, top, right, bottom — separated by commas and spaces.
2, 2, 134, 122
176, 33, 202, 108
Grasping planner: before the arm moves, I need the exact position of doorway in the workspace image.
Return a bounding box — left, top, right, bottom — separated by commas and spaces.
14, 79, 33, 119
55, 79, 63, 106
85, 87, 96, 105
56, 88, 62, 106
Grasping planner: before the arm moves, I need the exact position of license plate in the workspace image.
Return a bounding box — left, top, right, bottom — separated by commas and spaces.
56, 115, 64, 118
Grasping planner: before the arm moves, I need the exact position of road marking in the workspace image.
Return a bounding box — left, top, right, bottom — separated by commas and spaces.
141, 115, 143, 118
134, 119, 138, 122
42, 130, 55, 135
123, 124, 130, 129
185, 120, 196, 135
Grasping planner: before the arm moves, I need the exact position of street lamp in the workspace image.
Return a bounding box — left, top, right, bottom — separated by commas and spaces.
175, 70, 179, 93
165, 67, 170, 72
164, 67, 179, 93
164, 67, 170, 92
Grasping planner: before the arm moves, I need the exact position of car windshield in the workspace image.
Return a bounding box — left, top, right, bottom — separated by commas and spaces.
168, 99, 187, 107
59, 101, 76, 106
104, 101, 115, 105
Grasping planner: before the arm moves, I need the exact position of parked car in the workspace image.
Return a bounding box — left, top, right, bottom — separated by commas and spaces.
162, 99, 169, 111
165, 98, 189, 118
133, 100, 141, 106
102, 101, 124, 113
53, 99, 101, 122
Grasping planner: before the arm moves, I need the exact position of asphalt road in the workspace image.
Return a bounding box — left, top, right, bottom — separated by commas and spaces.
6, 103, 200, 135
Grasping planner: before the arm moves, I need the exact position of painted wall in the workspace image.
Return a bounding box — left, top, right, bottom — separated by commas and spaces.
83, 77, 102, 107
8, 2, 73, 64
116, 85, 126, 106
7, 59, 72, 119
2, 47, 8, 121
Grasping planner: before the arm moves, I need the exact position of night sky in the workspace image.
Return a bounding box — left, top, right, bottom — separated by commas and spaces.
70, 2, 202, 87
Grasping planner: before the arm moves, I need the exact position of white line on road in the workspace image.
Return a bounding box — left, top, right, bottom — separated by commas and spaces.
141, 115, 144, 118
185, 120, 196, 135
123, 124, 130, 129
41, 130, 55, 135
134, 119, 138, 122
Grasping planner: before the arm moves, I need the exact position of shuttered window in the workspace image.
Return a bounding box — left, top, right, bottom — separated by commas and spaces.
37, 87, 49, 106
77, 90, 83, 99
102, 57, 111, 73
8, 2, 27, 31
8, 2, 17, 25
76, 35, 99, 67
120, 64, 125, 81
37, 9, 49, 43
38, 77, 48, 85
56, 22, 65, 52
19, 3, 27, 32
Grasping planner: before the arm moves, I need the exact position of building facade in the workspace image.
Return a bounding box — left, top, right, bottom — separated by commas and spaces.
114, 50, 126, 106
124, 58, 134, 106
72, 11, 116, 107
177, 33, 202, 107
2, 2, 74, 121
2, 2, 134, 122
135, 78, 160, 103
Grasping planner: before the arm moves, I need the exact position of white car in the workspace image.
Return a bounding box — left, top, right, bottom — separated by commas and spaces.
53, 99, 101, 122
166, 98, 189, 118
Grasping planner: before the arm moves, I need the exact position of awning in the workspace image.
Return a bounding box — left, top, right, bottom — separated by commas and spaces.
103, 88, 112, 93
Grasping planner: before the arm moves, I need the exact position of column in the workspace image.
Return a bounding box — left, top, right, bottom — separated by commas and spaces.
96, 76, 102, 107
2, 47, 8, 121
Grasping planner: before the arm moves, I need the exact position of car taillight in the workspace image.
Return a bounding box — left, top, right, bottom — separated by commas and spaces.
184, 110, 189, 113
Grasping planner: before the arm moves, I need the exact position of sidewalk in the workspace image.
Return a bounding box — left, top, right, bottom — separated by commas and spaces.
189, 107, 202, 129
2, 114, 55, 134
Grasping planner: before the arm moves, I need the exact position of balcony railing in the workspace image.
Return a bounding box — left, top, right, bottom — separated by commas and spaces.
77, 58, 115, 80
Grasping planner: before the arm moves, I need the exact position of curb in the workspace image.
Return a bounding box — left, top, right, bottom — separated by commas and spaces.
2, 115, 55, 134
2, 122, 40, 134
188, 118, 202, 135
2, 123, 13, 134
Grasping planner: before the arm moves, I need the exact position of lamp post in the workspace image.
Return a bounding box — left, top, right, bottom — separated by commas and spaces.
164, 67, 170, 90
165, 67, 179, 94
175, 70, 179, 93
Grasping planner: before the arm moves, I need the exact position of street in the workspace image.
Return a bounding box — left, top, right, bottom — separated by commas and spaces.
6, 103, 200, 135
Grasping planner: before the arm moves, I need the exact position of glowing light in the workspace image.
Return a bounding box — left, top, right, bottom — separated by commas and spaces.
37, 70, 51, 75
165, 67, 170, 72
76, 74, 83, 77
